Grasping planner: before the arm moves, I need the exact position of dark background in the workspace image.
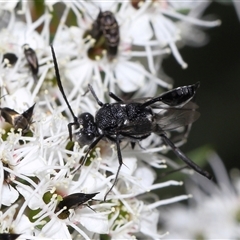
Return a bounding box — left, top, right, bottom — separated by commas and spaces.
163, 2, 240, 171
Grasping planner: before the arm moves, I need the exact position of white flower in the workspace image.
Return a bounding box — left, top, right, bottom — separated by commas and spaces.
51, 1, 171, 100
0, 0, 52, 99
0, 160, 19, 206
0, 1, 219, 239
0, 204, 34, 239
160, 152, 240, 239
0, 2, 18, 12
122, 1, 220, 68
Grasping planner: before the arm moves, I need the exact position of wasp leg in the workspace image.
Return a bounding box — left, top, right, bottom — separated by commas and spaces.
160, 133, 212, 180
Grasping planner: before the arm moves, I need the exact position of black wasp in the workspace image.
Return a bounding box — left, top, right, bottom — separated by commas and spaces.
55, 192, 99, 219
88, 10, 120, 60
51, 46, 211, 201
0, 103, 35, 134
22, 44, 39, 82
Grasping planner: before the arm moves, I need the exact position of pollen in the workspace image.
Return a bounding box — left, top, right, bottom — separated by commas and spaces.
95, 55, 101, 61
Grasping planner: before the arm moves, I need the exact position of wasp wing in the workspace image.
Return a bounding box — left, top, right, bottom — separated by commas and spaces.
112, 101, 199, 138
151, 100, 198, 110
153, 102, 200, 132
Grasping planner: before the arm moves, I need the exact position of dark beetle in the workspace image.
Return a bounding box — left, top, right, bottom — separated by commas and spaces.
89, 10, 120, 59
23, 44, 39, 81
51, 46, 211, 201
0, 104, 35, 134
55, 192, 99, 219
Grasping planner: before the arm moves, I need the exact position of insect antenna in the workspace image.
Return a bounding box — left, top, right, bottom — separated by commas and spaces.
51, 46, 76, 121
51, 45, 79, 141
160, 133, 212, 179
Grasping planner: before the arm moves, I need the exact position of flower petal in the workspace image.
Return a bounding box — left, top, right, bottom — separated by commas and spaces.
41, 219, 72, 239
2, 184, 19, 206
77, 209, 109, 234
115, 61, 145, 92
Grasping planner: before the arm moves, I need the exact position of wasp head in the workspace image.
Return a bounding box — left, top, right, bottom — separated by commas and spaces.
75, 113, 98, 146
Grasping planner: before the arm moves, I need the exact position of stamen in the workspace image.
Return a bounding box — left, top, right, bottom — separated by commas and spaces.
147, 194, 192, 209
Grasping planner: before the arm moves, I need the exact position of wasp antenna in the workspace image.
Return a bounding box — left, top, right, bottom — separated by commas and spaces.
50, 45, 78, 122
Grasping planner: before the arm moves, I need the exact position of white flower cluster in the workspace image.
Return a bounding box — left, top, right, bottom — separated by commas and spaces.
160, 152, 240, 239
0, 1, 220, 239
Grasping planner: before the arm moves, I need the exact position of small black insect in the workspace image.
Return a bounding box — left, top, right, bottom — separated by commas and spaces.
22, 44, 39, 81
55, 192, 99, 219
51, 46, 211, 201
89, 10, 120, 59
2, 53, 18, 67
3, 162, 12, 185
0, 103, 35, 134
0, 233, 21, 240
